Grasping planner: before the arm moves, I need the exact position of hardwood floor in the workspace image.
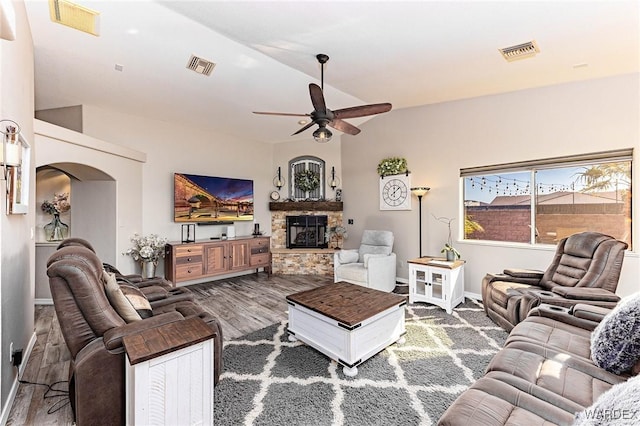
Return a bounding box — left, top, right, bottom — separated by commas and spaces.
7, 273, 332, 425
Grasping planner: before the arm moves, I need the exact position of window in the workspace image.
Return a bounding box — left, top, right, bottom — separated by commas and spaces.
289, 156, 325, 200
462, 149, 632, 248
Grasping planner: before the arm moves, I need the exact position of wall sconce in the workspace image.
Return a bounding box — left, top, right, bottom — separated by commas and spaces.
273, 166, 285, 189
411, 186, 431, 257
328, 166, 341, 190
0, 119, 22, 180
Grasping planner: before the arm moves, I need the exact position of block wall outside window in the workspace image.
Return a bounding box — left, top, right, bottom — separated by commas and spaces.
462, 150, 632, 249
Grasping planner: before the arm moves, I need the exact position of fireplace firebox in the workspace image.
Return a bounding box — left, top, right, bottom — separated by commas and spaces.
286, 215, 328, 249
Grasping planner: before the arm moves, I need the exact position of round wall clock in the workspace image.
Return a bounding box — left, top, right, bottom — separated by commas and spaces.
270, 191, 280, 201
379, 173, 411, 210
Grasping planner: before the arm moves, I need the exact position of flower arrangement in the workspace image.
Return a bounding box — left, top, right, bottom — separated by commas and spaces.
294, 169, 321, 192
41, 193, 71, 216
123, 233, 168, 264
377, 157, 408, 177
326, 225, 348, 249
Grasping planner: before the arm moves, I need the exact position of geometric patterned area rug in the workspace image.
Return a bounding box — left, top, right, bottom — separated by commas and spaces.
214, 298, 508, 426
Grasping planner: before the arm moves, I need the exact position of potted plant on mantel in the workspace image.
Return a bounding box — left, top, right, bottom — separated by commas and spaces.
433, 215, 461, 261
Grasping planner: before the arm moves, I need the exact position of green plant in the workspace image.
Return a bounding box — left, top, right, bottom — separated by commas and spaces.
294, 169, 321, 192
440, 243, 461, 259
377, 157, 408, 177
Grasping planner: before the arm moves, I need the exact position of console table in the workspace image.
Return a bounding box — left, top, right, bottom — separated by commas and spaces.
408, 257, 465, 314
165, 235, 270, 284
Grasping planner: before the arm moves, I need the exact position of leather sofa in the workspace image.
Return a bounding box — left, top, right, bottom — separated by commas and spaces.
482, 231, 627, 332
47, 245, 224, 426
439, 300, 639, 425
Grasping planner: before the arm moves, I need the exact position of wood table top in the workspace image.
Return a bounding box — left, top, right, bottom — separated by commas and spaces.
123, 317, 215, 365
286, 281, 406, 327
407, 256, 465, 269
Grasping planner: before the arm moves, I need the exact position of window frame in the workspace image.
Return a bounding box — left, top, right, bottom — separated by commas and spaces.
460, 149, 633, 249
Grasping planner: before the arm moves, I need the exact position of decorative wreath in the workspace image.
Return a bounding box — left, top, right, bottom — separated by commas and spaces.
377, 157, 408, 177
295, 169, 321, 192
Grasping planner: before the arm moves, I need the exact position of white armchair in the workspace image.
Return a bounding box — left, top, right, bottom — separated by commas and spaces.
333, 230, 397, 292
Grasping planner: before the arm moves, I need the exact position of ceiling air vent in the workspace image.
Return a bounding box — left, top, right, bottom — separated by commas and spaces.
499, 40, 540, 62
48, 0, 100, 36
187, 55, 216, 76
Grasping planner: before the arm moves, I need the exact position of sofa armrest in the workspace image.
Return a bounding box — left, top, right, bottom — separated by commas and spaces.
103, 311, 184, 350
486, 271, 542, 286
551, 286, 620, 302
504, 268, 544, 279
363, 253, 389, 268
528, 304, 602, 331
571, 303, 613, 322
334, 249, 359, 266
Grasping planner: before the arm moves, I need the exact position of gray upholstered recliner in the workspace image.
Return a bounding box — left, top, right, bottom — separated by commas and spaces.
333, 230, 396, 292
482, 231, 627, 331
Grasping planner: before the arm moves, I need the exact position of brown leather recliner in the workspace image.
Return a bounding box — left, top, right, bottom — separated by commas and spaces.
47, 245, 223, 426
482, 231, 627, 331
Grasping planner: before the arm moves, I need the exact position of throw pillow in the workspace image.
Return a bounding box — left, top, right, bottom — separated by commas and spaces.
573, 375, 640, 425
590, 292, 640, 374
102, 271, 142, 322
120, 285, 153, 319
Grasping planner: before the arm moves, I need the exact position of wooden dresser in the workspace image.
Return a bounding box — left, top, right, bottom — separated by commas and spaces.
165, 236, 271, 284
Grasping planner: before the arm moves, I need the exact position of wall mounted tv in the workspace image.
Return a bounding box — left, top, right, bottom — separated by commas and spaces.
174, 173, 254, 223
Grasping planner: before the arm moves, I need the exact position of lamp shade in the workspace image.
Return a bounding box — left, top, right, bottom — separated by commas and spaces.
411, 187, 430, 197
1, 143, 21, 166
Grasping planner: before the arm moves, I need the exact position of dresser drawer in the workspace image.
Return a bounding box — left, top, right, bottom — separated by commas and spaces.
251, 253, 270, 267
176, 263, 204, 280
175, 245, 203, 257
176, 254, 203, 265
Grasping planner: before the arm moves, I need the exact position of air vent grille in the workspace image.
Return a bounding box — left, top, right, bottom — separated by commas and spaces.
499, 40, 540, 62
48, 0, 100, 36
187, 55, 216, 76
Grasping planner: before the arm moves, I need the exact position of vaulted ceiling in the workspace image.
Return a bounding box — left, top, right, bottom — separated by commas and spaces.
25, 1, 640, 143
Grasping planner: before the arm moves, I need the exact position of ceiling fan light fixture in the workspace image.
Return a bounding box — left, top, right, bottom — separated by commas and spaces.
313, 126, 332, 143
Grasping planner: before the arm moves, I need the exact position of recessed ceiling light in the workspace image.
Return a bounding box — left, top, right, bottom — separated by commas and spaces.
298, 120, 308, 125
572, 63, 589, 69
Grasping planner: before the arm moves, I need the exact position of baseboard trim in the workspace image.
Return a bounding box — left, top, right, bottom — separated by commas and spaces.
464, 291, 482, 301
395, 277, 408, 284
34, 298, 54, 305
1, 331, 37, 425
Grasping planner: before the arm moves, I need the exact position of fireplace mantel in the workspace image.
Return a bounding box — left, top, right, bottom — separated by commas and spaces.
269, 201, 343, 211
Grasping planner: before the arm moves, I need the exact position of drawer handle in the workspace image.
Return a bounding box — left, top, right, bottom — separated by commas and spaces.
187, 257, 192, 262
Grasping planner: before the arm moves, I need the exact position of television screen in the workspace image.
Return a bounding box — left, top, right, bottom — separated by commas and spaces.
174, 173, 254, 223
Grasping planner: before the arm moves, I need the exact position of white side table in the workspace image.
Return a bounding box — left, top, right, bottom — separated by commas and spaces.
408, 257, 465, 314
123, 317, 215, 426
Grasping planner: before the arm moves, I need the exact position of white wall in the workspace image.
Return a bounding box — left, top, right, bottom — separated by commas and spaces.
342, 73, 640, 297
82, 105, 274, 274
34, 120, 145, 274
0, 0, 34, 414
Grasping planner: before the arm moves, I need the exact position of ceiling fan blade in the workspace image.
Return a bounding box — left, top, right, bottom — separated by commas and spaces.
329, 118, 361, 135
309, 83, 326, 113
333, 103, 392, 119
291, 121, 316, 136
253, 111, 310, 117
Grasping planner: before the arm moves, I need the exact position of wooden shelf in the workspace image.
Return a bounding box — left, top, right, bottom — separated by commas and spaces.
269, 201, 343, 211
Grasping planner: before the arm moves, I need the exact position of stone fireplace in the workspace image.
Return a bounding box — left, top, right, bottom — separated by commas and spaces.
270, 201, 343, 275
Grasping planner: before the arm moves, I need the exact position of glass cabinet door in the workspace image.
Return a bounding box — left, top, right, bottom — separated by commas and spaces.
430, 270, 444, 301
415, 270, 426, 296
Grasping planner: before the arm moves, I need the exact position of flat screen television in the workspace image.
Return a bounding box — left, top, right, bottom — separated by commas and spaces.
174, 173, 254, 223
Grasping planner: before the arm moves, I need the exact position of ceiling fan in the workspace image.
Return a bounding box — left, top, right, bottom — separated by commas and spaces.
253, 54, 392, 142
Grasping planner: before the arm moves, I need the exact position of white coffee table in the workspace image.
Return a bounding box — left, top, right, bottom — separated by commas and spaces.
286, 281, 406, 377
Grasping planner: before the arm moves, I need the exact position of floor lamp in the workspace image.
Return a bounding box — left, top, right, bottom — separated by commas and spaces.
411, 187, 430, 257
